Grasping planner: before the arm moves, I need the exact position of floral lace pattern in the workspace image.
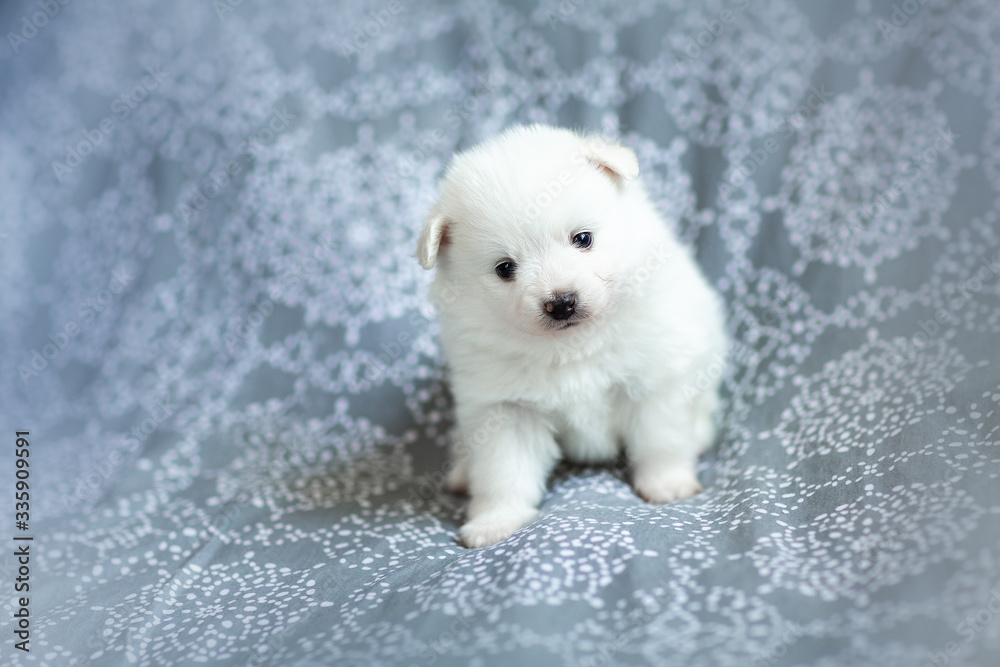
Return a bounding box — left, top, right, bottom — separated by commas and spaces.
1, 0, 998, 665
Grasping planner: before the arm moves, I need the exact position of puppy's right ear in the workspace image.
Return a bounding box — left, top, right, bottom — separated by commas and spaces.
416, 208, 450, 269
584, 140, 639, 184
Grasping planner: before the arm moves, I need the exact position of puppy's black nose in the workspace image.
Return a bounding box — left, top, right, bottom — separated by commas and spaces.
544, 291, 577, 321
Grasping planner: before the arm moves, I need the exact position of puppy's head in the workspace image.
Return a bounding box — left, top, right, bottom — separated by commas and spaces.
416, 125, 640, 339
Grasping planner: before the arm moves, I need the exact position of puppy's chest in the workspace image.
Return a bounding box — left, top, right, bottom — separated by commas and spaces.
513, 358, 633, 417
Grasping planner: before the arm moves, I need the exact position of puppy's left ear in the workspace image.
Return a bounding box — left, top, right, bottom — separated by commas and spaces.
584, 138, 639, 186
416, 208, 450, 269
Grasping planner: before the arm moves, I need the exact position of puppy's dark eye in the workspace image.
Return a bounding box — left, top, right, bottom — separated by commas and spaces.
573, 232, 593, 249
495, 261, 516, 280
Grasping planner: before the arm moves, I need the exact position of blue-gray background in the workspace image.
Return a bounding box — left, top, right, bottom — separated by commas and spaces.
1, 0, 999, 665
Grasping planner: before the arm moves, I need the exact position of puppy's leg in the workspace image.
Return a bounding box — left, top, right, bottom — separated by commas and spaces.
693, 389, 719, 455
624, 389, 703, 504
459, 404, 559, 548
445, 431, 470, 494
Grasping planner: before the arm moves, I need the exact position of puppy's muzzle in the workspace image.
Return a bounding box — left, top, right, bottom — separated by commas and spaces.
543, 291, 577, 321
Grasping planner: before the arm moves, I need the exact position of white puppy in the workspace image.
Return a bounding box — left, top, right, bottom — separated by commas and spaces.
416, 125, 727, 548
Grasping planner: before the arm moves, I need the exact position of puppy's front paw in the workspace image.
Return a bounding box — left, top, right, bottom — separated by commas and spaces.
459, 507, 539, 548
634, 466, 702, 504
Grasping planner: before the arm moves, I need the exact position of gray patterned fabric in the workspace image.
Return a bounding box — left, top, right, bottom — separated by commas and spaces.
2, 0, 999, 665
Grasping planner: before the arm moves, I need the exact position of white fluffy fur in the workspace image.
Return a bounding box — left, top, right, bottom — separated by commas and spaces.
416, 125, 728, 548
